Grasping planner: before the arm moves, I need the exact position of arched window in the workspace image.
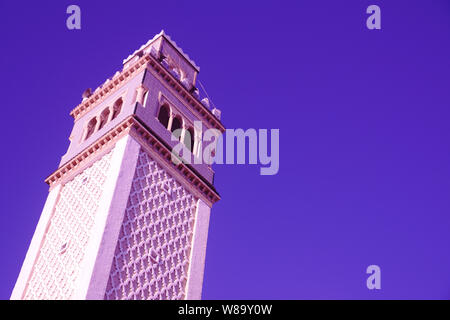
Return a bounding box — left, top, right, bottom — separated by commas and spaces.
111, 98, 123, 120
158, 104, 170, 129
85, 117, 97, 140
171, 116, 182, 140
98, 108, 110, 130
184, 127, 195, 152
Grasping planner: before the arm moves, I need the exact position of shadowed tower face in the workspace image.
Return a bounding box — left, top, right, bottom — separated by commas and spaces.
11, 31, 225, 300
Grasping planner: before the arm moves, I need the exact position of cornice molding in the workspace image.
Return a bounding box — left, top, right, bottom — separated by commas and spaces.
70, 58, 150, 120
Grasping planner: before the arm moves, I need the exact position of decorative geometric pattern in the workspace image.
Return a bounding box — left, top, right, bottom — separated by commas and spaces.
104, 149, 197, 300
23, 150, 114, 300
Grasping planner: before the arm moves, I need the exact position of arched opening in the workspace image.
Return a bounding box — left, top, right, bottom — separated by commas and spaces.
98, 107, 110, 130
184, 127, 195, 153
157, 104, 170, 129
171, 116, 182, 140
85, 117, 97, 140
111, 98, 123, 120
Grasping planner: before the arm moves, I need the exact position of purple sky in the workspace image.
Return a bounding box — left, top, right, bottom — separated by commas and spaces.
1, 0, 450, 299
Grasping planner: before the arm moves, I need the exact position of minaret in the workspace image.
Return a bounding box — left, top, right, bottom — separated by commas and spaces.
11, 31, 224, 300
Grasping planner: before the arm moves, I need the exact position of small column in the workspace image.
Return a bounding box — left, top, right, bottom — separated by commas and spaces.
193, 123, 203, 164
107, 107, 114, 123
193, 137, 198, 157
194, 131, 202, 156
94, 116, 101, 132
167, 110, 174, 131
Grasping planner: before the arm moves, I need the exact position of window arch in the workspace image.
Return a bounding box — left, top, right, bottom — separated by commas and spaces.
171, 116, 182, 140
85, 117, 97, 140
111, 98, 123, 120
98, 107, 110, 130
157, 104, 170, 129
184, 127, 195, 153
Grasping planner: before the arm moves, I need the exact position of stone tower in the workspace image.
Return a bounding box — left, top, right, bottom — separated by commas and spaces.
11, 31, 224, 300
